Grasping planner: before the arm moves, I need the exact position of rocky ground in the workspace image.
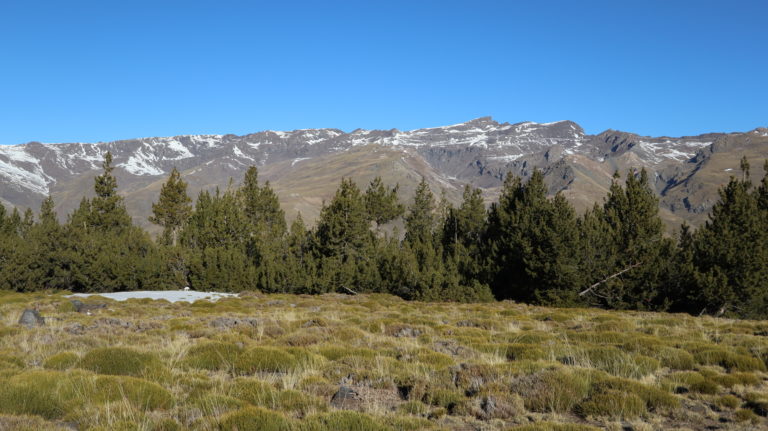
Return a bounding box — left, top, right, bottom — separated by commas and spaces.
0, 291, 767, 430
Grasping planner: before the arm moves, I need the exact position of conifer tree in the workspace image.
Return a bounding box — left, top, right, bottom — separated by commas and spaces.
364, 176, 404, 230
313, 178, 378, 293
689, 160, 768, 318
150, 167, 192, 245
485, 170, 581, 303
89, 152, 132, 231
442, 185, 486, 286
240, 166, 286, 235
598, 168, 672, 309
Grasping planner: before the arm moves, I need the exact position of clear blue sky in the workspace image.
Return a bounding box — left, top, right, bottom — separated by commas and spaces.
1, 0, 766, 145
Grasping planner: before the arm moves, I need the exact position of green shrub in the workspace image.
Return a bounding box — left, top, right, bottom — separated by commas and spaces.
577, 389, 647, 419
43, 352, 80, 370
78, 347, 162, 377
233, 347, 299, 374
218, 407, 293, 431
182, 341, 243, 371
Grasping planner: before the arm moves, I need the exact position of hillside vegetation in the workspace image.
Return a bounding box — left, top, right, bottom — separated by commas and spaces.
2, 153, 768, 319
1, 291, 767, 430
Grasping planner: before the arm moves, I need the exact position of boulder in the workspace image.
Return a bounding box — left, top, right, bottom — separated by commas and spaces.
330, 385, 362, 409
70, 299, 107, 313
18, 309, 45, 328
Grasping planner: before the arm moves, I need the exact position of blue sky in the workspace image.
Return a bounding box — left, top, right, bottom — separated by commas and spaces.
1, 0, 766, 145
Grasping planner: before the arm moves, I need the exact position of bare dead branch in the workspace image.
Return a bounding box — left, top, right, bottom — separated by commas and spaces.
579, 262, 642, 297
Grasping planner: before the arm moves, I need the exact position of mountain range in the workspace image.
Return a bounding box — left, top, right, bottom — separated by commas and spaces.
2, 117, 767, 232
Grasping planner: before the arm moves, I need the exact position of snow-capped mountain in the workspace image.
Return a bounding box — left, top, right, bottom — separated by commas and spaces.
1, 117, 767, 230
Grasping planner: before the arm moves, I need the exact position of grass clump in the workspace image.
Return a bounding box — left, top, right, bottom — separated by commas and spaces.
506, 423, 602, 431
735, 408, 761, 424
93, 375, 174, 410
584, 347, 659, 378
0, 370, 70, 419
233, 347, 299, 374
43, 352, 80, 370
228, 378, 325, 415
301, 411, 392, 431
693, 349, 766, 372
577, 389, 647, 419
218, 406, 293, 431
716, 394, 741, 409
182, 341, 243, 371
78, 347, 162, 377
517, 368, 592, 413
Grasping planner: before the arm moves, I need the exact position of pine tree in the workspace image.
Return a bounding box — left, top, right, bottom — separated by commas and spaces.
585, 169, 672, 309
149, 167, 192, 245
313, 178, 378, 293
442, 185, 487, 287
89, 152, 132, 232
364, 176, 404, 230
689, 160, 768, 318
484, 170, 582, 303
240, 166, 287, 235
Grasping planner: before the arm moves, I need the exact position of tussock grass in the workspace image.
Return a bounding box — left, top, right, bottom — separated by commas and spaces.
0, 291, 764, 429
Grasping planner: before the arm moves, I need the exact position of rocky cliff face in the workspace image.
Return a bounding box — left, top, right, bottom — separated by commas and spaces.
1, 118, 767, 230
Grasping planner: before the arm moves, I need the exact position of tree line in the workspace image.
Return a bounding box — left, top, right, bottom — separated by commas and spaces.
1, 153, 767, 319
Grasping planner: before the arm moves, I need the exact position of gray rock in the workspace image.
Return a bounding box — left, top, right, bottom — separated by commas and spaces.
330, 385, 362, 409
70, 299, 107, 313
18, 309, 45, 328
210, 316, 260, 329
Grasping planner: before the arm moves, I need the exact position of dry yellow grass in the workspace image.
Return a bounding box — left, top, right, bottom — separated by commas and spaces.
0, 290, 766, 430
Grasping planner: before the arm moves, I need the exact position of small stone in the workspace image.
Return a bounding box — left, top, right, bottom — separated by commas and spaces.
18, 309, 45, 328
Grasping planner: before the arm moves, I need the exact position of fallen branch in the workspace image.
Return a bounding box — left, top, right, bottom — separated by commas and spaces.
340, 286, 358, 295
579, 262, 642, 297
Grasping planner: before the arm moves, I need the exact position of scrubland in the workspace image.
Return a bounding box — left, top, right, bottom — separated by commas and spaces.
0, 291, 767, 430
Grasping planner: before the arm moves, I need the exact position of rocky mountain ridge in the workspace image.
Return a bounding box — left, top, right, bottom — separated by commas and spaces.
1, 118, 767, 230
